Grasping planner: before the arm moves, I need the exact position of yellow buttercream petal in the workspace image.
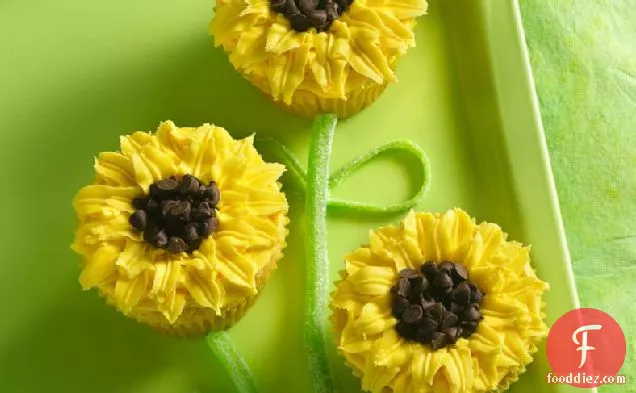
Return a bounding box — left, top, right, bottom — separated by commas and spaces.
72, 121, 289, 335
210, 0, 428, 118
329, 209, 549, 393
347, 265, 394, 296
79, 244, 119, 289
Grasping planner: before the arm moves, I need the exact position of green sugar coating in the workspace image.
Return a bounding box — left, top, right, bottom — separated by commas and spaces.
207, 332, 259, 393
304, 114, 338, 393
265, 115, 430, 393
223, 116, 430, 393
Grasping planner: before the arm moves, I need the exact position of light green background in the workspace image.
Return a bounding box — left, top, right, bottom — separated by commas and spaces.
520, 1, 635, 391
0, 0, 632, 392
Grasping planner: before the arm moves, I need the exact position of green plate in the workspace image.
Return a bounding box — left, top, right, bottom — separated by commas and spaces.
0, 0, 591, 392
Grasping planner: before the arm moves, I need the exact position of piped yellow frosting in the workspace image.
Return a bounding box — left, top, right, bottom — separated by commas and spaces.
72, 121, 289, 335
330, 209, 549, 393
210, 0, 428, 118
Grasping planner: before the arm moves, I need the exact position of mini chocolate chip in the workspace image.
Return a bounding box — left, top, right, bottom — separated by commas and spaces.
298, 0, 319, 13
436, 287, 454, 300
421, 297, 435, 310
446, 327, 460, 343
462, 305, 481, 322
440, 312, 459, 330
409, 274, 429, 292
195, 202, 213, 218
132, 197, 149, 210
395, 321, 416, 341
421, 261, 438, 278
430, 332, 447, 350
421, 276, 430, 292
450, 302, 464, 316
169, 202, 191, 220
153, 230, 168, 248
188, 238, 203, 251
394, 260, 485, 346
184, 223, 199, 242
399, 268, 419, 279
199, 201, 212, 211
392, 296, 410, 318
452, 263, 469, 282
325, 1, 338, 19
147, 198, 159, 212
207, 182, 221, 205
179, 174, 200, 194
149, 183, 159, 197
416, 329, 432, 344
439, 261, 454, 273
418, 317, 439, 335
471, 287, 484, 303
426, 302, 444, 323
143, 225, 160, 243
308, 10, 328, 28
286, 0, 300, 14
402, 304, 424, 324
136, 175, 220, 254
129, 210, 148, 231
408, 275, 425, 302
452, 282, 471, 305
397, 277, 411, 298
156, 178, 178, 194
290, 14, 311, 32
167, 237, 188, 253
200, 216, 218, 236
433, 272, 453, 288
270, 0, 286, 12
161, 200, 179, 217
460, 321, 478, 334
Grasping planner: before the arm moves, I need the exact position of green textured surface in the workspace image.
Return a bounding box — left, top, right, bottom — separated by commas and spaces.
519, 1, 635, 391
0, 0, 624, 392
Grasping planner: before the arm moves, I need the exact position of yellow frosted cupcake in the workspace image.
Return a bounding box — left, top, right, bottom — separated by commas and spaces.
330, 209, 549, 392
72, 121, 289, 336
210, 0, 428, 119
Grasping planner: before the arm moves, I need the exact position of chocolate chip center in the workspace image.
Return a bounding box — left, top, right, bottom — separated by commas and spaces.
129, 175, 220, 254
391, 261, 485, 350
270, 0, 354, 33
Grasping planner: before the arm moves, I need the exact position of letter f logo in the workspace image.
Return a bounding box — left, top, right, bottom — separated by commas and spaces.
572, 324, 602, 368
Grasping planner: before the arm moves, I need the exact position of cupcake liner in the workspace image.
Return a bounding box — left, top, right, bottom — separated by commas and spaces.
245, 73, 389, 120
137, 293, 260, 337
150, 257, 279, 337
98, 256, 281, 337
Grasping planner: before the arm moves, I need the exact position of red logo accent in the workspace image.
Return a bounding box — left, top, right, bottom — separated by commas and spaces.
546, 308, 626, 387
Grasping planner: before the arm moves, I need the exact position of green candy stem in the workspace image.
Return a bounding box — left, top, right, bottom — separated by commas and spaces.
254, 119, 430, 393
207, 332, 259, 393
258, 136, 430, 215
305, 114, 338, 393
327, 140, 430, 214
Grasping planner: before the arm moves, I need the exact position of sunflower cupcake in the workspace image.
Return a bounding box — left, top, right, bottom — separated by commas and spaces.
72, 121, 289, 336
210, 0, 428, 119
330, 209, 549, 393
